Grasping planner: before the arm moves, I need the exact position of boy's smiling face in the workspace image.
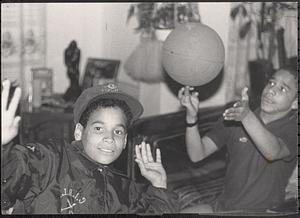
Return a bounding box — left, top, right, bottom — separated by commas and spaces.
75, 107, 127, 165
260, 69, 297, 116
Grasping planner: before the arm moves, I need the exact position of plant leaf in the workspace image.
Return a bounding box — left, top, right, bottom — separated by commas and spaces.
126, 5, 135, 23
241, 5, 248, 17
256, 23, 262, 39
230, 5, 240, 20
263, 22, 273, 32
239, 21, 252, 39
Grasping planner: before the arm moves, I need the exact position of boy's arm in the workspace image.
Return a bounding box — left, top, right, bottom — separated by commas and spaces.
186, 125, 218, 162
123, 142, 180, 213
1, 80, 21, 146
126, 178, 180, 214
178, 86, 218, 162
107, 179, 179, 214
241, 111, 290, 161
2, 140, 61, 210
1, 80, 60, 210
224, 87, 291, 162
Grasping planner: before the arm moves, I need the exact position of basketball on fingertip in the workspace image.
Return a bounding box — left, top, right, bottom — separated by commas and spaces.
162, 23, 225, 86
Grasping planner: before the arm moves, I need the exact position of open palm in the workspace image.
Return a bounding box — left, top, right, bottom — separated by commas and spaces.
223, 87, 250, 122
2, 80, 21, 145
135, 142, 167, 189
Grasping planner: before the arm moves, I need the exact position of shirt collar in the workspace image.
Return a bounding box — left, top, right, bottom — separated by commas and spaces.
255, 108, 297, 127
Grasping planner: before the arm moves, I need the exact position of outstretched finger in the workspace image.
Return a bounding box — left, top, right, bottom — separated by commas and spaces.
183, 86, 190, 96
191, 91, 199, 97
2, 80, 10, 111
224, 115, 235, 120
135, 144, 142, 160
241, 87, 249, 102
223, 109, 238, 119
8, 87, 21, 115
233, 101, 242, 108
178, 87, 185, 99
224, 110, 238, 117
146, 143, 154, 162
135, 158, 146, 175
141, 142, 149, 163
13, 116, 21, 128
224, 107, 236, 114
156, 148, 162, 163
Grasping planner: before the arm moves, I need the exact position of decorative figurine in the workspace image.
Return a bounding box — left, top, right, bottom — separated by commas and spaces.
63, 40, 81, 102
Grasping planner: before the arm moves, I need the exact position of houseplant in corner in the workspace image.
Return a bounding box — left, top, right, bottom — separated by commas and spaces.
230, 2, 297, 108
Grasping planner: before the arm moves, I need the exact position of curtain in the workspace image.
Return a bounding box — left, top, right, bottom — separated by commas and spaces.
225, 2, 297, 103
1, 3, 46, 99
224, 2, 252, 102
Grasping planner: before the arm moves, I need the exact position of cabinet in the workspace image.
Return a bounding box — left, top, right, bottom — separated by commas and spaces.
20, 110, 74, 145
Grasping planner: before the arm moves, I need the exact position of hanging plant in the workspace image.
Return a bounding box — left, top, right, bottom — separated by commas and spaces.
127, 3, 200, 35
125, 3, 201, 83
230, 2, 297, 61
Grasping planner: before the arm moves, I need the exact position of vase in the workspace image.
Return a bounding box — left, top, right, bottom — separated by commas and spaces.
155, 29, 172, 41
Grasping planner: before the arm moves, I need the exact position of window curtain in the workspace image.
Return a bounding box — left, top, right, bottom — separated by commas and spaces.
1, 3, 46, 99
225, 2, 297, 103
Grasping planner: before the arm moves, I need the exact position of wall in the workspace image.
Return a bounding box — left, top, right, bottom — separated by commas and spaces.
46, 3, 231, 116
46, 3, 140, 97
195, 2, 231, 108
139, 3, 231, 116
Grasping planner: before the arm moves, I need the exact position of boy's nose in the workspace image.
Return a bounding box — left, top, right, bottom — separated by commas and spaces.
268, 87, 276, 96
104, 137, 114, 144
103, 132, 114, 143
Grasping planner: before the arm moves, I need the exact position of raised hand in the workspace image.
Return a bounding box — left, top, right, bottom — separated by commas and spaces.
223, 87, 250, 122
178, 86, 199, 122
2, 80, 21, 145
135, 142, 167, 189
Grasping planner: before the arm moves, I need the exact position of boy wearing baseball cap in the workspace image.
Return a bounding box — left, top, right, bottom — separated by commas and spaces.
1, 81, 179, 214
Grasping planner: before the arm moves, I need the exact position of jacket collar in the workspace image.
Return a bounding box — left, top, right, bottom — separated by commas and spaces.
69, 140, 127, 177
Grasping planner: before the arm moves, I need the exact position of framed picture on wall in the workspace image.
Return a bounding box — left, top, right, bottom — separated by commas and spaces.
81, 58, 120, 90
31, 67, 53, 108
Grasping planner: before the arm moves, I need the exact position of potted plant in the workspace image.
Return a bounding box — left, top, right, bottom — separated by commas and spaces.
127, 3, 200, 40
124, 3, 201, 83
230, 2, 297, 108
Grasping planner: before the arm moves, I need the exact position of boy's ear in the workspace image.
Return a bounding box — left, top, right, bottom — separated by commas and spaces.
74, 123, 83, 140
123, 134, 127, 149
291, 98, 298, 110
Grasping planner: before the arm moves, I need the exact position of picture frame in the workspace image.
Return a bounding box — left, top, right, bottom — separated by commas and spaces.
31, 67, 53, 108
81, 58, 120, 90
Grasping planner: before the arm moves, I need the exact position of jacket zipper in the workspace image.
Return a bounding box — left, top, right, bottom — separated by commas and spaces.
98, 167, 108, 213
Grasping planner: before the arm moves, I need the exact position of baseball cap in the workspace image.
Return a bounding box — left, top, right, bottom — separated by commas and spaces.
73, 83, 143, 124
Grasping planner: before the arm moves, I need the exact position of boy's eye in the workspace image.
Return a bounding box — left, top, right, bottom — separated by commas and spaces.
114, 129, 125, 135
280, 87, 287, 93
268, 81, 275, 86
94, 126, 104, 132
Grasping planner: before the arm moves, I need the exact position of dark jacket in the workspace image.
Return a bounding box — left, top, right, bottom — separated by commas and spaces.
1, 139, 179, 214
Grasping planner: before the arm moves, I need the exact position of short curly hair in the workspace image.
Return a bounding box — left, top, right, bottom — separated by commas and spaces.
79, 98, 133, 129
280, 65, 298, 81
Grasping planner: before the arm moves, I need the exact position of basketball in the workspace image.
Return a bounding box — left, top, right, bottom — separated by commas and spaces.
162, 23, 225, 86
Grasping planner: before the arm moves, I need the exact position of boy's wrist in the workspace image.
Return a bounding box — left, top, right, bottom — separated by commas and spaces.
186, 118, 198, 127
186, 115, 198, 124
241, 110, 253, 123
151, 180, 167, 189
